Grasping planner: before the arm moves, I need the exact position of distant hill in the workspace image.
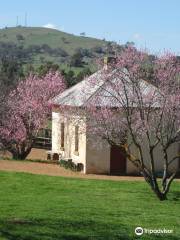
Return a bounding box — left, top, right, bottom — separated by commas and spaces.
0, 27, 105, 53
0, 27, 114, 71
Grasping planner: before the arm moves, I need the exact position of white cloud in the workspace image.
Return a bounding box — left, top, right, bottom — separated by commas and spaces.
133, 33, 141, 40
43, 23, 58, 30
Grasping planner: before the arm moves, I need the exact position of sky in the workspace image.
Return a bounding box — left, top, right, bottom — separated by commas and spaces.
0, 0, 180, 55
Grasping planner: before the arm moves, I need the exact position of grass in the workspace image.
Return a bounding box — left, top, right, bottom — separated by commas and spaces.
0, 27, 105, 72
0, 171, 180, 240
0, 27, 105, 54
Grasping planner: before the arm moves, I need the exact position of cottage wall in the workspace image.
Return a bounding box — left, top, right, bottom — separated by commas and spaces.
52, 109, 87, 173
52, 109, 179, 175
65, 115, 87, 173
127, 136, 179, 175
52, 111, 61, 153
86, 135, 111, 174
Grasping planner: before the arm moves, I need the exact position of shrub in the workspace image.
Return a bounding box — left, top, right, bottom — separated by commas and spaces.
59, 159, 83, 172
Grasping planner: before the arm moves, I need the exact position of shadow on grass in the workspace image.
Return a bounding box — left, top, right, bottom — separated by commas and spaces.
0, 218, 179, 240
0, 218, 129, 240
170, 191, 180, 201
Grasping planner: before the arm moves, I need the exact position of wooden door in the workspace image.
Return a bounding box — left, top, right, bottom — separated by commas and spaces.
110, 145, 126, 175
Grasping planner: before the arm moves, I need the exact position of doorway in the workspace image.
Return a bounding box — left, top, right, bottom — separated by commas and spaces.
110, 145, 126, 175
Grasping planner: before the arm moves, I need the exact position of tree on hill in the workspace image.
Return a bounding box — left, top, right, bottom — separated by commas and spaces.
16, 34, 25, 42
0, 57, 24, 134
61, 67, 93, 87
125, 41, 135, 47
37, 61, 60, 76
0, 57, 24, 92
61, 69, 75, 87
85, 47, 180, 200
92, 46, 105, 54
80, 32, 86, 37
0, 42, 32, 65
70, 50, 84, 67
76, 67, 92, 82
0, 71, 66, 159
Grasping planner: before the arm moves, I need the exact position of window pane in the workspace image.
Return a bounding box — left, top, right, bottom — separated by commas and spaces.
61, 122, 64, 148
75, 125, 79, 152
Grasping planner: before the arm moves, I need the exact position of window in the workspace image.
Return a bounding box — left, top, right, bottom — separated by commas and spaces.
60, 122, 65, 149
75, 125, 79, 153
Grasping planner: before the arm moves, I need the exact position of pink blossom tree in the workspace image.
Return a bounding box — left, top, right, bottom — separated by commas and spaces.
0, 71, 66, 160
85, 47, 180, 200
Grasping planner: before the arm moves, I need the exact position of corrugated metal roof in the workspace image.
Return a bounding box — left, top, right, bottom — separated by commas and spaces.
52, 69, 107, 107
52, 68, 160, 107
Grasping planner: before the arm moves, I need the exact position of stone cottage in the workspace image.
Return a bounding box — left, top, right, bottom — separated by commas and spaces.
51, 67, 180, 175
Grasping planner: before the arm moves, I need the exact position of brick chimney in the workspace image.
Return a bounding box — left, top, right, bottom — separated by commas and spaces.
103, 56, 116, 70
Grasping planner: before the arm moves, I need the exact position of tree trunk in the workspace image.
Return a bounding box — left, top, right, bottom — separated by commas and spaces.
141, 168, 168, 201
153, 187, 167, 201
11, 142, 33, 160
12, 150, 30, 160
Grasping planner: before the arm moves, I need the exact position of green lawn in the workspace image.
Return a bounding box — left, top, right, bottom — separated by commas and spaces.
0, 171, 179, 240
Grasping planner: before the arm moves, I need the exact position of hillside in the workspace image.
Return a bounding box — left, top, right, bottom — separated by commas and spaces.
0, 27, 123, 87
0, 27, 112, 71
0, 27, 105, 54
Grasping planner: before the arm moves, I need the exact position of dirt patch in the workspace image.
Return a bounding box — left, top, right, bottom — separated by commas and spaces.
1, 160, 179, 182
0, 148, 48, 160
1, 149, 180, 182
27, 148, 48, 160
0, 159, 147, 181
